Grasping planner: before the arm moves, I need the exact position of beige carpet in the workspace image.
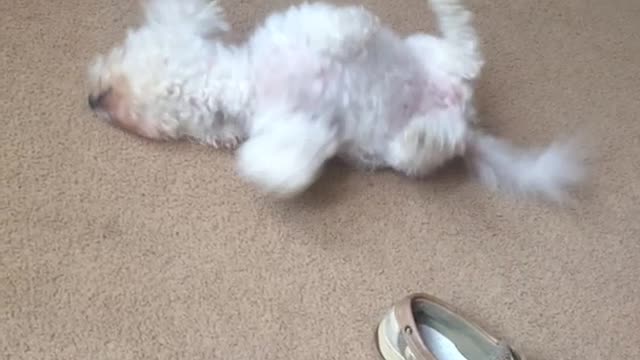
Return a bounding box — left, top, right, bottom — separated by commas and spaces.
2, 0, 639, 359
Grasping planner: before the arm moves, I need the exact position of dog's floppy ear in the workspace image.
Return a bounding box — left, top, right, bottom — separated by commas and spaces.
141, 0, 229, 37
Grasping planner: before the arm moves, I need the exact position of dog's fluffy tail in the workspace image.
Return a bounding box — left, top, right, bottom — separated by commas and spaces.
143, 0, 228, 36
427, 0, 483, 79
465, 131, 586, 202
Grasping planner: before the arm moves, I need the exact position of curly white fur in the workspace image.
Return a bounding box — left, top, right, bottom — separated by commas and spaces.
87, 0, 585, 201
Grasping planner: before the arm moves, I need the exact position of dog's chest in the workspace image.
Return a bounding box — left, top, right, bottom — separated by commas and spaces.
251, 47, 343, 112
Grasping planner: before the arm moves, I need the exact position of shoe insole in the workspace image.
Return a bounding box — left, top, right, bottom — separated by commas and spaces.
418, 324, 469, 360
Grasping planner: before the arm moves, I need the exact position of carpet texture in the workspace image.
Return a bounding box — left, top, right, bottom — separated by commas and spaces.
1, 0, 639, 359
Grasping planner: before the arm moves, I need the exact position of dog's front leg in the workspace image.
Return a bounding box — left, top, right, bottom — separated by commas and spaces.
276, 3, 379, 60
236, 111, 339, 198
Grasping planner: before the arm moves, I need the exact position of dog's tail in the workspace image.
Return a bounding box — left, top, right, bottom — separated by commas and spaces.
464, 131, 586, 202
427, 0, 483, 79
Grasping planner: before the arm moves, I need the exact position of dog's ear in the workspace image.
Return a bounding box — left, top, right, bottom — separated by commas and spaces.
141, 0, 229, 37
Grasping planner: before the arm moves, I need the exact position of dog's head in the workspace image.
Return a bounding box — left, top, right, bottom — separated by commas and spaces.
87, 0, 228, 140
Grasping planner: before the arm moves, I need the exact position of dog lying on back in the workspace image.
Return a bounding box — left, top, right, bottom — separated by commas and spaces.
88, 0, 584, 200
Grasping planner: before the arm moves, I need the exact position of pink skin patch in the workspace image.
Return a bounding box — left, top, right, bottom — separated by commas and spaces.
422, 75, 464, 110
254, 47, 338, 112
389, 75, 464, 131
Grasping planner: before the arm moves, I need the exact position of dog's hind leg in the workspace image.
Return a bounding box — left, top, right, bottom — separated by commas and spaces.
405, 34, 479, 81
236, 110, 340, 197
421, 0, 483, 80
386, 108, 469, 177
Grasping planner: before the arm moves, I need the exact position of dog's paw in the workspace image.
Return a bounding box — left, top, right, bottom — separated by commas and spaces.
295, 3, 378, 59
144, 0, 229, 37
387, 111, 468, 176
236, 135, 320, 198
331, 6, 379, 56
204, 135, 241, 150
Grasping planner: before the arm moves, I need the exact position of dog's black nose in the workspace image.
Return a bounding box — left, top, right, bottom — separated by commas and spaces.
88, 95, 99, 110
88, 94, 104, 110
88, 89, 111, 110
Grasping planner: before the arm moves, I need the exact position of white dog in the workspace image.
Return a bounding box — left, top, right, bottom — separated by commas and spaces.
88, 0, 584, 201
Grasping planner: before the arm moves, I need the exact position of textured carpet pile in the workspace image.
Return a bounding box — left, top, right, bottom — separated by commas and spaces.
1, 0, 639, 359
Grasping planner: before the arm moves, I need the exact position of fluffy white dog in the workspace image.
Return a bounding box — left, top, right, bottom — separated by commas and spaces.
88, 0, 584, 200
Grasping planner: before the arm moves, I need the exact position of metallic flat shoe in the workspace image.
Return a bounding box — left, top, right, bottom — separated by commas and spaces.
376, 293, 524, 360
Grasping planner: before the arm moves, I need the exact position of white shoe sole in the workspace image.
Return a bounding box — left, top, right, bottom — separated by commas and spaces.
376, 311, 407, 360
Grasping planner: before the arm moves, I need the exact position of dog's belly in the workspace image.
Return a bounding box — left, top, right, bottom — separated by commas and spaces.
252, 47, 343, 114
248, 39, 467, 169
